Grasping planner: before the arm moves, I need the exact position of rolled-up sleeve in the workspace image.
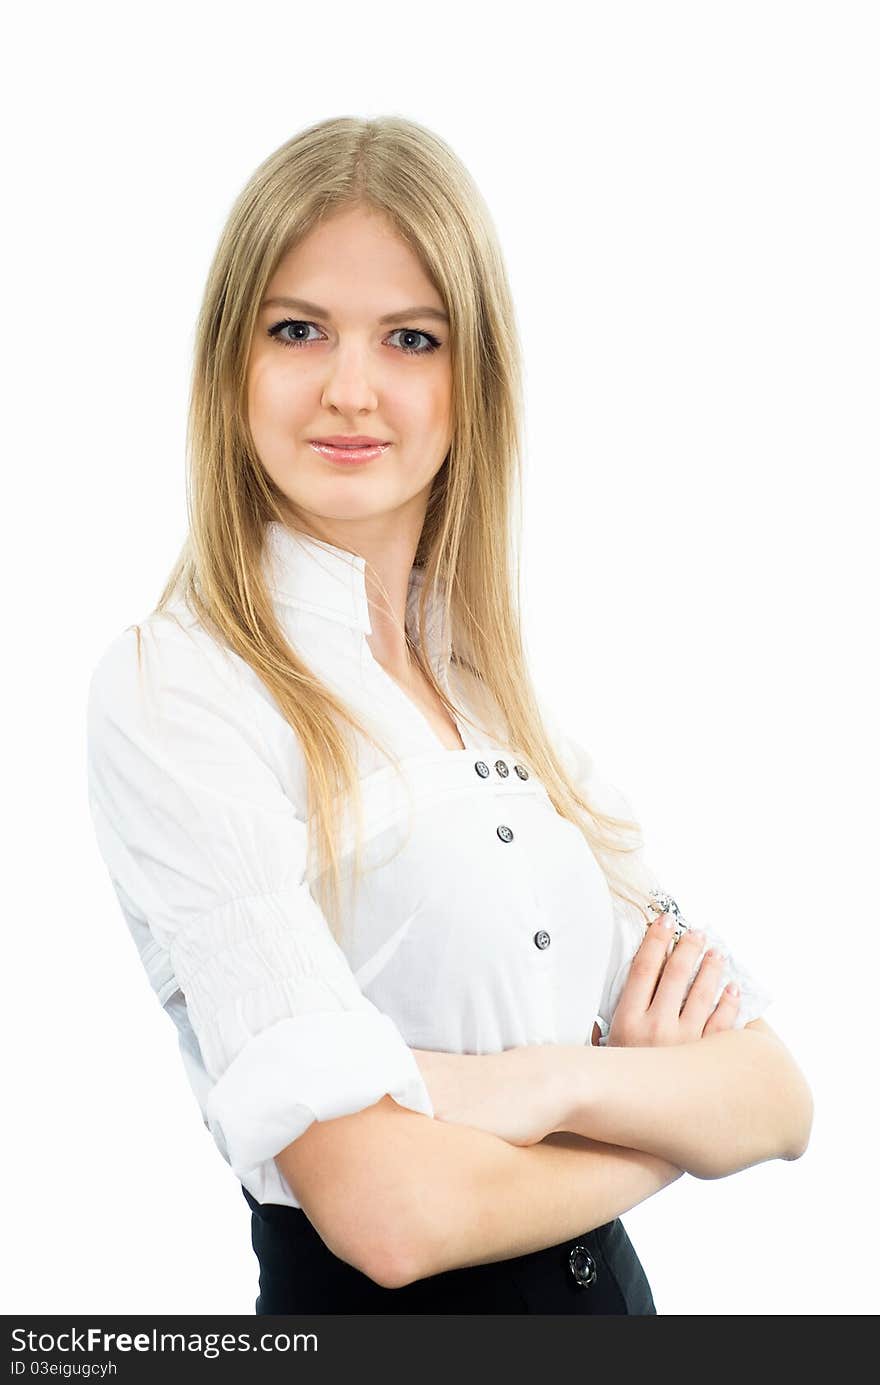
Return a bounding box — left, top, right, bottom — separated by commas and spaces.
85, 620, 433, 1182
548, 716, 775, 1041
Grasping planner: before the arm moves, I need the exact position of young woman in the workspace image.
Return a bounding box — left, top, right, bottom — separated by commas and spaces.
85, 114, 812, 1315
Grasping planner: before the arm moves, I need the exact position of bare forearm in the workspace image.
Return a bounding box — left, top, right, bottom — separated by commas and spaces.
552, 1032, 814, 1180
402, 1123, 682, 1286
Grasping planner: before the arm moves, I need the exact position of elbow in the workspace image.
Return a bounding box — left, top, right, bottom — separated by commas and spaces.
371, 1240, 425, 1291
315, 1207, 428, 1291
783, 1083, 815, 1163
777, 1049, 814, 1163
687, 1080, 815, 1182
357, 1213, 433, 1291
368, 1188, 439, 1288
318, 1178, 434, 1291
274, 1097, 436, 1291
753, 1028, 815, 1164
367, 1183, 448, 1288
314, 1217, 424, 1291
781, 1130, 811, 1164
689, 1088, 815, 1182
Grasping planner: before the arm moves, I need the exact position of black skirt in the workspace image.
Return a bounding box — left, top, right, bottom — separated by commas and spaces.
241, 1187, 657, 1314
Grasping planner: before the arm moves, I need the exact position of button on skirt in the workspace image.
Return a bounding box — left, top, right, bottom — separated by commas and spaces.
241, 1187, 656, 1314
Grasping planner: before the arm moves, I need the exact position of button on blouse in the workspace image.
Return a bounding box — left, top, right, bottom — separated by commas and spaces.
85, 522, 773, 1209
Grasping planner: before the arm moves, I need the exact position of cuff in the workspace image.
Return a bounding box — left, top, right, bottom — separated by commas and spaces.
205, 1007, 434, 1180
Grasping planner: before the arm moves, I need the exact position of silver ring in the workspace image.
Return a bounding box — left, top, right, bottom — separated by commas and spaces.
647, 887, 689, 943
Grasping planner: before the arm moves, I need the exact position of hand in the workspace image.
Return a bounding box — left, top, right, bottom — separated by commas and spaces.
410, 1044, 562, 1146
606, 912, 741, 1048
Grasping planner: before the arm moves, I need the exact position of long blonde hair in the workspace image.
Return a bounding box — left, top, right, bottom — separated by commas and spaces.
147, 114, 654, 941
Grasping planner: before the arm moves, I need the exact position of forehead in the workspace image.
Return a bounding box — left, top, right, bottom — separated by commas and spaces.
265, 207, 443, 317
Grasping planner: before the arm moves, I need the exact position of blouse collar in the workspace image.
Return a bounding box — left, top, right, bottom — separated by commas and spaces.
262, 520, 451, 669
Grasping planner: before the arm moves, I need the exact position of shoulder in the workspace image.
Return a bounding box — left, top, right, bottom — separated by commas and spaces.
87, 602, 247, 721
85, 603, 306, 801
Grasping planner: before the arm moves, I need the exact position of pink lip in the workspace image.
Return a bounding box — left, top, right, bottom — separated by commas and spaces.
309, 441, 391, 466
310, 435, 390, 446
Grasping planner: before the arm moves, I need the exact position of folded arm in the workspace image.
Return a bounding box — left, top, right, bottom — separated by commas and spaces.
277, 1094, 683, 1288
411, 1018, 813, 1184
550, 1017, 814, 1180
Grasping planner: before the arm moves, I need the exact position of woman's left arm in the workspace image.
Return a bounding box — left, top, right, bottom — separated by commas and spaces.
550, 1017, 814, 1180
413, 1018, 813, 1182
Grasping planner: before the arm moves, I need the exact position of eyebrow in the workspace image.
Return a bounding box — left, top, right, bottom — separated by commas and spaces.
260, 295, 449, 325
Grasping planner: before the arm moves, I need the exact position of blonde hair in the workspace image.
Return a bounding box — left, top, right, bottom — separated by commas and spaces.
146, 114, 654, 941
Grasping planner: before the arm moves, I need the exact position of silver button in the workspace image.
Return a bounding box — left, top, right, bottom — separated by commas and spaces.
534, 930, 551, 949
474, 760, 490, 778
514, 763, 529, 780
497, 824, 514, 843
568, 1244, 597, 1287
494, 759, 509, 777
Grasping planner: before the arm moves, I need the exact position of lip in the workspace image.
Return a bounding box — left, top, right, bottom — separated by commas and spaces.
309, 440, 392, 466
310, 435, 390, 447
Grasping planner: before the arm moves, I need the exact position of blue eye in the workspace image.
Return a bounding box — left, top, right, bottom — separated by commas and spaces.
268, 320, 322, 348
387, 328, 441, 355
266, 319, 442, 355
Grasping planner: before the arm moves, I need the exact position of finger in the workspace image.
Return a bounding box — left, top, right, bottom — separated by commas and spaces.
650, 926, 708, 1022
679, 947, 726, 1029
702, 982, 741, 1035
622, 912, 680, 1013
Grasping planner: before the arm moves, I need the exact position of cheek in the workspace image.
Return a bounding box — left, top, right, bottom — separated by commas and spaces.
434, 383, 453, 442
413, 368, 453, 435
248, 357, 307, 432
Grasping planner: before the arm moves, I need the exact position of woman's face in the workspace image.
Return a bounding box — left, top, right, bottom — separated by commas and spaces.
247, 204, 453, 535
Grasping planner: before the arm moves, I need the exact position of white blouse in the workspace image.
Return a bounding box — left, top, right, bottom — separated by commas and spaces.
85, 521, 773, 1209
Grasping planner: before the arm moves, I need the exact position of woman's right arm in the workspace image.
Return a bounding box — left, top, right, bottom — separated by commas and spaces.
277, 1095, 682, 1289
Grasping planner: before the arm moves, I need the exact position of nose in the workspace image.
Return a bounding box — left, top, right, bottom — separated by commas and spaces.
320, 341, 379, 416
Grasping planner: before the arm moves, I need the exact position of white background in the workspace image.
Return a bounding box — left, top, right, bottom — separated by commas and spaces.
4, 0, 877, 1316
